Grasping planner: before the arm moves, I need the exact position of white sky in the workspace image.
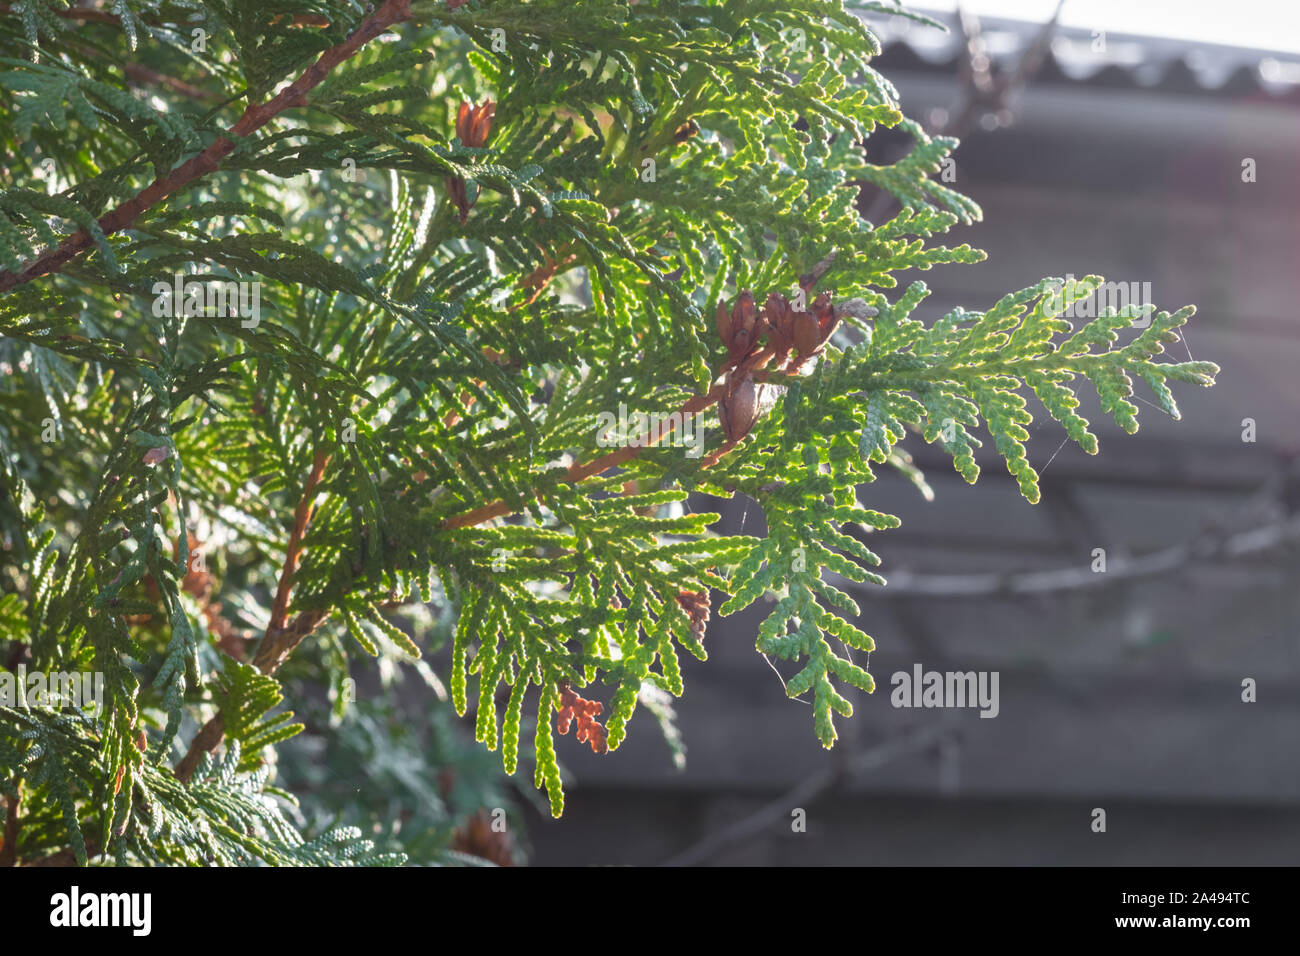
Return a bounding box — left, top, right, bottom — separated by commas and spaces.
904, 0, 1300, 55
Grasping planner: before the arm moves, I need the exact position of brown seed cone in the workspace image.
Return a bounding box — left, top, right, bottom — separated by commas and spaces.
719, 372, 759, 442
764, 292, 795, 354
717, 290, 761, 360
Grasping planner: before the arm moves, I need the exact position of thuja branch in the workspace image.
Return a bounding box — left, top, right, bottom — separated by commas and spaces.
441, 378, 740, 531
175, 451, 330, 783
0, 1, 121, 23
186, 351, 769, 782
442, 270, 846, 530
0, 0, 413, 294
170, 353, 763, 782
0, 3, 335, 29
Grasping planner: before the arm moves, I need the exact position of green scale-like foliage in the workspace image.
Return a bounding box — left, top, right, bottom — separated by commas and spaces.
0, 0, 1216, 861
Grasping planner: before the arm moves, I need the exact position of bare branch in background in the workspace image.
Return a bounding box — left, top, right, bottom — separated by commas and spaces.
861, 0, 1066, 225
660, 724, 952, 867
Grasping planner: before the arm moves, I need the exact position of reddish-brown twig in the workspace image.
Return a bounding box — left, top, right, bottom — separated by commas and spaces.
0, 0, 412, 294
267, 449, 328, 636
175, 451, 329, 783
442, 347, 780, 531
0, 784, 19, 867
123, 63, 219, 102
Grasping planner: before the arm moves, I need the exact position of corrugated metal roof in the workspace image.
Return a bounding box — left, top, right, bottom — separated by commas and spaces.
860, 7, 1300, 98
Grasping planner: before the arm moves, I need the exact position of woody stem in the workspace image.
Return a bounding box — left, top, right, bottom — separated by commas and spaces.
0, 0, 413, 294
175, 450, 330, 783
442, 347, 778, 531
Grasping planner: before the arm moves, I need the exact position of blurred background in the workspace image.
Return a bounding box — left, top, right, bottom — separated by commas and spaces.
521, 0, 1300, 865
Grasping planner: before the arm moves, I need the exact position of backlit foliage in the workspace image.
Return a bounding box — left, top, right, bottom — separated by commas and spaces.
0, 0, 1216, 864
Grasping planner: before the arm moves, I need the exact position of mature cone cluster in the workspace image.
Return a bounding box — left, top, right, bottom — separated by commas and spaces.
716, 290, 760, 363
714, 287, 840, 442
763, 290, 839, 371
556, 681, 609, 755
447, 100, 495, 223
